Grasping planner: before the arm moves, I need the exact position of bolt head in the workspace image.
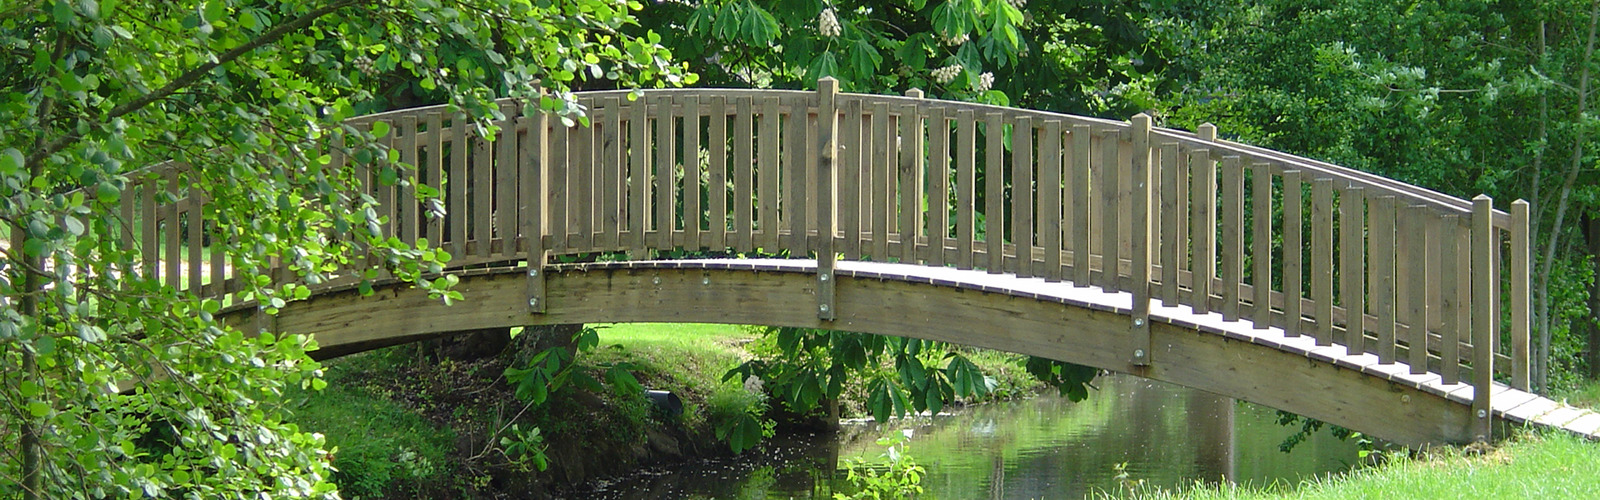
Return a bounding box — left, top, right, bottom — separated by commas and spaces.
820, 304, 830, 312
702, 277, 711, 285
1134, 349, 1145, 358
1477, 409, 1488, 419
820, 273, 829, 281
527, 268, 538, 277
1133, 318, 1145, 327
528, 298, 539, 307
652, 277, 661, 285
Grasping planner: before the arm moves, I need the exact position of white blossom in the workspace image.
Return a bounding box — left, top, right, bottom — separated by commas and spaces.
974, 72, 994, 92
1006, 0, 1026, 9
818, 8, 841, 38
942, 32, 969, 46
932, 65, 963, 84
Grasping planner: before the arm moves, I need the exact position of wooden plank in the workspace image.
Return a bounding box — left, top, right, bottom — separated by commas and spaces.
683, 95, 702, 250
1013, 116, 1035, 278
1251, 162, 1272, 328
425, 112, 444, 245
450, 115, 469, 256
708, 95, 728, 251
1312, 178, 1334, 346
187, 188, 203, 294
840, 98, 863, 260
1456, 220, 1472, 382
1407, 205, 1435, 374
477, 116, 500, 256
816, 79, 839, 320
630, 97, 651, 256
600, 98, 622, 251
164, 170, 180, 288
899, 99, 924, 264
956, 109, 977, 269
1220, 156, 1243, 321
377, 124, 396, 248
1129, 114, 1153, 365
1340, 186, 1365, 353
1072, 124, 1092, 285
1099, 131, 1121, 288
498, 104, 521, 256
1372, 196, 1398, 363
1192, 149, 1217, 313
758, 97, 780, 250
1471, 196, 1495, 440
1159, 143, 1181, 304
1282, 170, 1304, 337
1118, 133, 1135, 285
1511, 200, 1531, 389
785, 96, 810, 255
873, 101, 893, 260
1440, 215, 1461, 385
656, 96, 677, 249
399, 115, 420, 246
550, 120, 571, 251
733, 96, 755, 252
140, 178, 158, 281
929, 107, 951, 267
1040, 120, 1064, 282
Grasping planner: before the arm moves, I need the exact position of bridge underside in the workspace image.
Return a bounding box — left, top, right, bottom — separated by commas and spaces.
246, 258, 1554, 448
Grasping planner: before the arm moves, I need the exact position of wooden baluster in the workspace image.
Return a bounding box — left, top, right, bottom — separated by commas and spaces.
1340, 186, 1366, 354
1407, 205, 1435, 374
550, 118, 571, 252
655, 96, 676, 250
1440, 215, 1461, 385
841, 98, 862, 260
1220, 156, 1243, 321
928, 107, 950, 267
683, 96, 703, 250
1191, 148, 1217, 313
600, 97, 621, 251
872, 102, 893, 260
1311, 178, 1334, 346
1511, 199, 1531, 390
523, 108, 548, 313
956, 109, 977, 270
1470, 195, 1495, 441
1282, 170, 1304, 337
450, 115, 470, 256
899, 93, 925, 264
164, 169, 181, 289
474, 116, 496, 257
425, 112, 445, 245
1371, 196, 1398, 363
758, 97, 781, 250
1251, 162, 1273, 329
785, 96, 810, 255
1159, 143, 1181, 305
1455, 220, 1472, 381
1013, 116, 1034, 278
708, 96, 729, 251
1099, 130, 1120, 288
630, 97, 652, 257
1072, 124, 1092, 285
187, 186, 204, 294
1040, 120, 1064, 282
399, 115, 419, 247
733, 97, 754, 253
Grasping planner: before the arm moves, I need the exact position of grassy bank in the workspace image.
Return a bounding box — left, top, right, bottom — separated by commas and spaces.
1097, 431, 1600, 499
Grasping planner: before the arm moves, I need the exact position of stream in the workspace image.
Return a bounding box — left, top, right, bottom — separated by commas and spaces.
572, 373, 1363, 499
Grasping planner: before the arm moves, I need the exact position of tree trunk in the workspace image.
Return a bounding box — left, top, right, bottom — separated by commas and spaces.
1586, 215, 1600, 379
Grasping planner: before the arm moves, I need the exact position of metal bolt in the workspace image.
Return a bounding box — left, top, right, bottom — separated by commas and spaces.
1477, 409, 1488, 419
1134, 349, 1145, 358
527, 268, 538, 277
702, 277, 711, 285
528, 298, 538, 308
820, 304, 830, 313
819, 273, 829, 281
652, 276, 661, 285
1401, 395, 1411, 403
1133, 318, 1145, 327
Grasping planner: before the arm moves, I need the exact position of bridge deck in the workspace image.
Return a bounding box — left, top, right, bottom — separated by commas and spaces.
561, 258, 1599, 441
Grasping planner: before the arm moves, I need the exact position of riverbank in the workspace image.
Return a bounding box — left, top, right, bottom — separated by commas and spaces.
283, 323, 1047, 498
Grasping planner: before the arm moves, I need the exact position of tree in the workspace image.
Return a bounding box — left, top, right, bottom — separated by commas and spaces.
0, 0, 689, 497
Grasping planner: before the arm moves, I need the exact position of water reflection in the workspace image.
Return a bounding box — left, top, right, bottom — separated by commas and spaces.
574, 374, 1360, 499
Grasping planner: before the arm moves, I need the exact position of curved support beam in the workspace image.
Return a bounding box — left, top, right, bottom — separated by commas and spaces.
267, 261, 1476, 447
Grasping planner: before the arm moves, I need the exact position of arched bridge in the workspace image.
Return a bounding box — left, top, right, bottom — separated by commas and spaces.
121, 80, 1600, 447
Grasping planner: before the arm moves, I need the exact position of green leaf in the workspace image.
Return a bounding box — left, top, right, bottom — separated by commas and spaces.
202, 1, 224, 24
27, 401, 50, 418
0, 148, 22, 174
61, 215, 84, 236
371, 121, 391, 138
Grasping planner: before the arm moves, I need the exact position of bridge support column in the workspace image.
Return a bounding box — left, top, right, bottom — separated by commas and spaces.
1129, 113, 1153, 366
524, 91, 550, 314
816, 78, 839, 321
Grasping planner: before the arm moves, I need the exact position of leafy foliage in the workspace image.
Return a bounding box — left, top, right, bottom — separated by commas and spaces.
834, 429, 926, 500
0, 0, 689, 497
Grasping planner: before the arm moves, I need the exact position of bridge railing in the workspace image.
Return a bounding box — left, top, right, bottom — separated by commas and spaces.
115, 81, 1529, 438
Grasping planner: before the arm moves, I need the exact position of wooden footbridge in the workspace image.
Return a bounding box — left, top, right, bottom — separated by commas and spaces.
122, 80, 1600, 447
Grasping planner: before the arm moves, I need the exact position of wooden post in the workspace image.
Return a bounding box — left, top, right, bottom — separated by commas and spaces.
1312, 178, 1334, 346
1013, 116, 1034, 278
900, 89, 925, 264
1471, 195, 1494, 441
816, 78, 840, 320
1192, 124, 1217, 313
1283, 170, 1303, 337
1041, 120, 1064, 282
1407, 205, 1434, 374
1130, 114, 1153, 365
524, 101, 549, 313
1071, 124, 1092, 285
1511, 199, 1531, 390
1220, 156, 1242, 321
986, 113, 1006, 273
1251, 162, 1272, 329
1340, 186, 1365, 354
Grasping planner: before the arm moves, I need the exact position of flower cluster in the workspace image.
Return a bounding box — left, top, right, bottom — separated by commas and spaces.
942, 32, 970, 46
1006, 0, 1026, 9
352, 55, 378, 77
818, 8, 841, 38
932, 65, 963, 84
974, 72, 995, 92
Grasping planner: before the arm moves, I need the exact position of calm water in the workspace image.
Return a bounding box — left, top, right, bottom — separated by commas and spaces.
574, 373, 1362, 499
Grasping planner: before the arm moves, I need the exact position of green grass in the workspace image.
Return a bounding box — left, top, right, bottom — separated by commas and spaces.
1095, 431, 1600, 500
